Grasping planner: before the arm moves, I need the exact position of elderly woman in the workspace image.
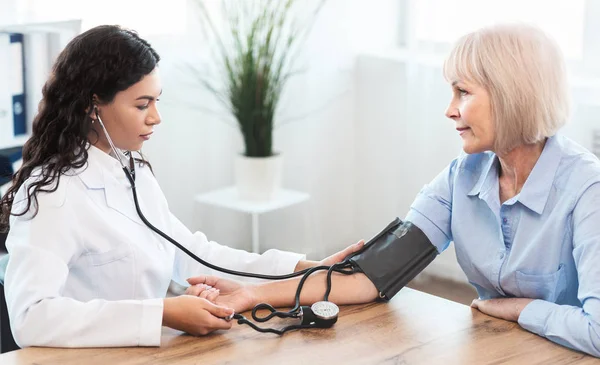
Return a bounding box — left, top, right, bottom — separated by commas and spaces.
186, 24, 600, 357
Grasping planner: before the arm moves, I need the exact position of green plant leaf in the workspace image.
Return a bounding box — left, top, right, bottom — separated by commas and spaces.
193, 0, 325, 157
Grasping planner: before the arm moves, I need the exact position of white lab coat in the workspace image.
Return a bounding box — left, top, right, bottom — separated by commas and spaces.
4, 145, 304, 348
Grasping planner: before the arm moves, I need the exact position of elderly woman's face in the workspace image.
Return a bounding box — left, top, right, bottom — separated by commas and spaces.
445, 79, 494, 154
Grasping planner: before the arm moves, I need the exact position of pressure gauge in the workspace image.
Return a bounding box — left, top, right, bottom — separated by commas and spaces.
310, 301, 339, 320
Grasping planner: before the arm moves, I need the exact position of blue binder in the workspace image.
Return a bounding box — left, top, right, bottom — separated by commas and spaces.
0, 34, 11, 143
9, 34, 26, 136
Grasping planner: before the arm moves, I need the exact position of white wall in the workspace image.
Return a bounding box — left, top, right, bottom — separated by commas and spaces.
353, 53, 600, 283
10, 0, 600, 284
143, 0, 400, 258
354, 54, 469, 282
146, 0, 600, 282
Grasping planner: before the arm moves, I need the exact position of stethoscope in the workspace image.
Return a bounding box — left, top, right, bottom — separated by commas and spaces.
93, 109, 363, 334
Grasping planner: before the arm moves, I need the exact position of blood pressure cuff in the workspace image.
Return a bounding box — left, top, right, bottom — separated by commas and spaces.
347, 217, 438, 301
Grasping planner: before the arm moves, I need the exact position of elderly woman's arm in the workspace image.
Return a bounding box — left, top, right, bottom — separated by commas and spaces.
186, 271, 380, 313
517, 182, 600, 357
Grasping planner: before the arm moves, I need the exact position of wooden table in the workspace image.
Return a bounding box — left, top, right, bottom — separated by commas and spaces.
0, 288, 597, 364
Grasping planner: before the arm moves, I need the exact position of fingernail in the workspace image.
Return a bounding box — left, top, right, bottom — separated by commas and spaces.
470, 299, 479, 308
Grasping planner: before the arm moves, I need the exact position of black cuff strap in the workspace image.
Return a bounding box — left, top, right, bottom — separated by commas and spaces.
348, 218, 438, 301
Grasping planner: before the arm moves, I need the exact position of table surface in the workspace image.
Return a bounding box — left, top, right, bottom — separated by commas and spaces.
1, 288, 597, 365
194, 186, 310, 214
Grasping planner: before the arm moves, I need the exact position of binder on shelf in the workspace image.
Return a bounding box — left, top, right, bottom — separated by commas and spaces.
9, 33, 26, 136
0, 19, 81, 151
0, 33, 13, 147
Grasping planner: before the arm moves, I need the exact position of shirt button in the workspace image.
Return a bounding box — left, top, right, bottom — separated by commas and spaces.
499, 253, 505, 259
502, 218, 508, 224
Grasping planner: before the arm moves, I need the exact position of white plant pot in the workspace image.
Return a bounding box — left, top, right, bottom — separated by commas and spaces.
235, 153, 283, 201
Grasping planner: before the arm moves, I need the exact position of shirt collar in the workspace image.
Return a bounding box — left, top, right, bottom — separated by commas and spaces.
467, 155, 497, 197
467, 135, 562, 215
515, 135, 562, 214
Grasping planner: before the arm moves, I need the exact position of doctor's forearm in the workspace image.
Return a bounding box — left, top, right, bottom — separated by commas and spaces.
252, 272, 378, 308
294, 260, 319, 272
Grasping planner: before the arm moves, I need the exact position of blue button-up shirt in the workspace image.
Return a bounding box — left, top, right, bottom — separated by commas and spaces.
406, 134, 600, 357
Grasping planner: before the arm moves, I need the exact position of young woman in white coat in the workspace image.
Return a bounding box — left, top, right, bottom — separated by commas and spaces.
0, 25, 362, 348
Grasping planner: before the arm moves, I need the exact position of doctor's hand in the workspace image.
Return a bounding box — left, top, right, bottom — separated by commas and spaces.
294, 240, 365, 272
187, 276, 256, 313
162, 296, 234, 336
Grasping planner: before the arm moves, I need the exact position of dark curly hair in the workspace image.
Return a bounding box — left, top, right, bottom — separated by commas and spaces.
0, 25, 160, 233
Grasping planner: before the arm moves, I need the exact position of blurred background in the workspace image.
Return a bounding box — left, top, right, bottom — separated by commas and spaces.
1, 0, 600, 305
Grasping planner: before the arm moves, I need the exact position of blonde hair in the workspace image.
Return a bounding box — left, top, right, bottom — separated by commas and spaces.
443, 23, 570, 154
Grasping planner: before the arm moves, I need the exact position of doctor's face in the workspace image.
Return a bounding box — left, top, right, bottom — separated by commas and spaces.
444, 79, 495, 154
92, 67, 162, 153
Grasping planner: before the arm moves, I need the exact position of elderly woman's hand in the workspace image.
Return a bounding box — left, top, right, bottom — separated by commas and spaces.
184, 282, 222, 302
470, 297, 535, 322
294, 240, 365, 272
186, 276, 257, 313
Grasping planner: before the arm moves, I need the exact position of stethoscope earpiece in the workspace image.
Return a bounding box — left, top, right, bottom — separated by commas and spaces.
91, 106, 99, 124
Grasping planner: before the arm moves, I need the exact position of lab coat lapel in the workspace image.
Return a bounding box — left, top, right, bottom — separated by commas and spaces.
103, 173, 146, 227
78, 147, 146, 227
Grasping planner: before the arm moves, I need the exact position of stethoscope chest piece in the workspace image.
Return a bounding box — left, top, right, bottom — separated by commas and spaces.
300, 301, 339, 328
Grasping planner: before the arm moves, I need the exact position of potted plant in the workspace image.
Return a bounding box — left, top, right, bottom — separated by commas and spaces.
195, 0, 325, 200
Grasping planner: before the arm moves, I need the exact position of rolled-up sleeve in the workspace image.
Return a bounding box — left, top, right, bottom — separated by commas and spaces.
405, 159, 457, 253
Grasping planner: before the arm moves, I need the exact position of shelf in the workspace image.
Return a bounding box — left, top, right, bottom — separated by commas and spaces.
0, 135, 29, 150
0, 19, 81, 34
195, 186, 310, 253
195, 186, 310, 215
0, 18, 81, 151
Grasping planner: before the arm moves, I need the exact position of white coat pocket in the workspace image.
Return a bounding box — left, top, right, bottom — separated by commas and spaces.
88, 245, 133, 266
84, 244, 136, 300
